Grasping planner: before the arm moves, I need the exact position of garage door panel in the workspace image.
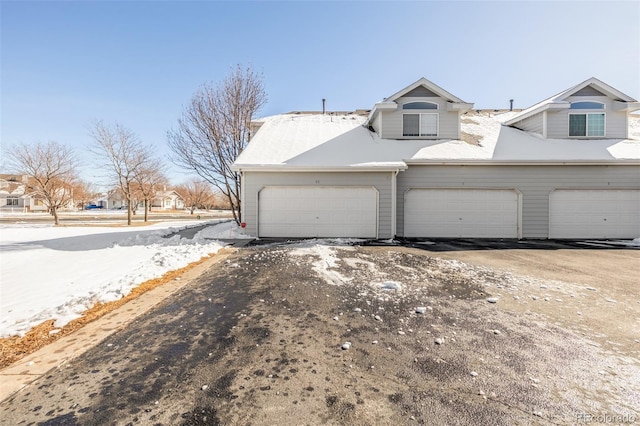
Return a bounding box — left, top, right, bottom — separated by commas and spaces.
550, 190, 640, 239
259, 187, 377, 238
405, 189, 519, 238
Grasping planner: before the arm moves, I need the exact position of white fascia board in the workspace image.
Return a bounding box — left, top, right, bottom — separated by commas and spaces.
613, 101, 640, 112
366, 101, 398, 124
386, 78, 467, 104
447, 102, 474, 112
404, 159, 640, 166
232, 164, 408, 172
504, 102, 569, 125
569, 77, 638, 102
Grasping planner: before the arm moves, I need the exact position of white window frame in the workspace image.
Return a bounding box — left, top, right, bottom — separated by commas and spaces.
403, 101, 439, 110
403, 113, 439, 137
569, 101, 605, 110
568, 112, 606, 137
6, 198, 19, 206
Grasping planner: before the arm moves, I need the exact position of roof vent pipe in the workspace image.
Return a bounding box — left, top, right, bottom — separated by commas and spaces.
509, 99, 514, 111
322, 98, 326, 114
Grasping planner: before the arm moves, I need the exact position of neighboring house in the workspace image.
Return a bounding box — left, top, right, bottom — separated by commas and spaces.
0, 175, 74, 212
232, 77, 640, 240
0, 176, 28, 211
151, 190, 185, 210
106, 190, 127, 209
105, 189, 185, 210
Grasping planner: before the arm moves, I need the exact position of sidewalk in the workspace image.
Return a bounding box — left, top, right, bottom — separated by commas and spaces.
0, 250, 234, 402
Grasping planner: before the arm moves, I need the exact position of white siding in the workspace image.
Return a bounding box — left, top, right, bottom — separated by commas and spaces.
380, 97, 460, 139
546, 96, 628, 139
372, 113, 381, 134
243, 171, 394, 238
512, 114, 544, 135
397, 165, 640, 239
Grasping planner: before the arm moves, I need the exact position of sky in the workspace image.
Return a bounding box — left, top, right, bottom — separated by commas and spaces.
1, 0, 638, 185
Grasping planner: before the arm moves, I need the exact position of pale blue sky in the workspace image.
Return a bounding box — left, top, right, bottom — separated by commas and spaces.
2, 1, 638, 184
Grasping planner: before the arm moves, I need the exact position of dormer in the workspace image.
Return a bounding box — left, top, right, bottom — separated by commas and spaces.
366, 77, 473, 140
505, 77, 640, 139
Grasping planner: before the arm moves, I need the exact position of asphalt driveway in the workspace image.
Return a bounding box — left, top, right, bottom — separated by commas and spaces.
1, 242, 638, 425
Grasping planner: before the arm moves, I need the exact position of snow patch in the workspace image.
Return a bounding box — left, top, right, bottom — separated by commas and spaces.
0, 221, 234, 337
289, 243, 353, 286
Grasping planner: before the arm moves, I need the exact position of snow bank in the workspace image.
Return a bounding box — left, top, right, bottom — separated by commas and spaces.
0, 221, 237, 337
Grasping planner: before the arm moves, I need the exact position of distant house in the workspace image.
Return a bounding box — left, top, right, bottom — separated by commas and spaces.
0, 175, 74, 212
105, 188, 185, 211
0, 176, 28, 211
151, 190, 185, 210
105, 189, 126, 209
232, 77, 640, 240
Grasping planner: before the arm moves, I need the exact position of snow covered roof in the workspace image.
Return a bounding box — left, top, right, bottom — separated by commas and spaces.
233, 111, 640, 171
505, 77, 639, 126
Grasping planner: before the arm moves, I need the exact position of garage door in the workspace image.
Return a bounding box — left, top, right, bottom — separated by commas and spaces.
258, 186, 378, 238
549, 190, 640, 239
404, 189, 519, 238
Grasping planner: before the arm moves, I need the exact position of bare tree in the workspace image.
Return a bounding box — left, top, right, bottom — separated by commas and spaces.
71, 179, 98, 210
89, 122, 152, 225
174, 179, 214, 214
208, 190, 231, 210
134, 165, 168, 222
6, 141, 79, 225
168, 64, 266, 224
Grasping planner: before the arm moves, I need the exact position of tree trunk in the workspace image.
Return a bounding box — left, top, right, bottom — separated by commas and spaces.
127, 199, 132, 226
52, 207, 60, 226
144, 199, 149, 222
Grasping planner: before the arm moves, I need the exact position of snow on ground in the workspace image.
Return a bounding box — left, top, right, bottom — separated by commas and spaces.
0, 220, 250, 338
288, 239, 363, 286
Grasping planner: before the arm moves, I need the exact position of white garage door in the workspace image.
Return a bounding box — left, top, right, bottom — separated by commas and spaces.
549, 190, 640, 239
404, 189, 519, 238
258, 186, 378, 238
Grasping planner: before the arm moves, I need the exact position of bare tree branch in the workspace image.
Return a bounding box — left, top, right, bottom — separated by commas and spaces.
134, 164, 168, 222
168, 64, 266, 224
5, 141, 79, 225
174, 179, 216, 214
89, 121, 153, 225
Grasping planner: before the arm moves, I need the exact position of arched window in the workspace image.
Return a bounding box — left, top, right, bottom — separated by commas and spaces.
403, 102, 438, 110
570, 101, 605, 109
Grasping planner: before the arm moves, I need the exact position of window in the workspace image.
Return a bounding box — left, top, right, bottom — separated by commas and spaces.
6, 198, 19, 206
403, 113, 438, 137
403, 101, 438, 110
570, 101, 605, 110
569, 113, 605, 137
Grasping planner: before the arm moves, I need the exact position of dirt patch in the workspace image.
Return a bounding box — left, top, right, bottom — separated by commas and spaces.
460, 131, 483, 146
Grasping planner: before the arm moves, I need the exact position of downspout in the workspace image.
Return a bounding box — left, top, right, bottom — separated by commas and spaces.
542, 111, 548, 138
391, 170, 399, 238
240, 170, 245, 226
